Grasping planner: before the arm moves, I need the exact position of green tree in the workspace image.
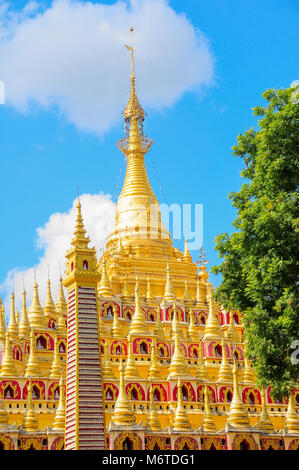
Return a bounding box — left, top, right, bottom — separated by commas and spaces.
212, 85, 299, 399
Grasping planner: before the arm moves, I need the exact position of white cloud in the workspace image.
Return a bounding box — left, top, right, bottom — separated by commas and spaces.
0, 0, 214, 134
0, 193, 116, 319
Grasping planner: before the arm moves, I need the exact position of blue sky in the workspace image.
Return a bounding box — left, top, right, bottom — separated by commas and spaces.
0, 0, 298, 304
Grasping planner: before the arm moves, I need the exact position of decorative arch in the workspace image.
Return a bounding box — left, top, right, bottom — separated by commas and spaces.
145, 436, 171, 450
123, 306, 134, 320
231, 434, 258, 450
58, 339, 66, 353
188, 344, 200, 358
48, 382, 60, 400
103, 383, 119, 401
145, 308, 157, 322
288, 439, 299, 450
47, 319, 57, 329
146, 383, 168, 402
0, 435, 14, 450
242, 388, 261, 405
219, 386, 234, 403
101, 302, 120, 318
201, 437, 227, 450
133, 338, 152, 354
157, 342, 170, 357
125, 383, 145, 401
174, 437, 199, 450
35, 333, 54, 351
173, 382, 196, 402
197, 385, 216, 403
0, 380, 21, 399
165, 305, 184, 321
110, 341, 127, 356
19, 438, 43, 451
113, 433, 143, 450
12, 345, 23, 361
50, 437, 64, 450
23, 381, 45, 400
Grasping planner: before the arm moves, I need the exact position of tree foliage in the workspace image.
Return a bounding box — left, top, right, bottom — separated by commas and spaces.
212, 86, 299, 399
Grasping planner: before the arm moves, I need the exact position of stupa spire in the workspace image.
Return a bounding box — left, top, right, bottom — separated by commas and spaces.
107, 28, 170, 248
52, 373, 66, 431
22, 379, 39, 432
227, 362, 250, 428
70, 198, 90, 250
258, 388, 273, 432
25, 330, 41, 378
147, 381, 161, 432
285, 391, 299, 433
111, 360, 135, 426
129, 278, 147, 335
172, 378, 192, 432
201, 384, 217, 433
28, 280, 46, 328
44, 278, 56, 320
19, 289, 31, 339
7, 292, 18, 339
0, 331, 17, 377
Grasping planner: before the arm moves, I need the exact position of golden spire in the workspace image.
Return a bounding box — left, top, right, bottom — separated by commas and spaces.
183, 238, 192, 262
52, 373, 66, 431
56, 278, 67, 317
146, 381, 161, 432
49, 335, 62, 379
258, 389, 273, 433
203, 285, 221, 340
188, 309, 198, 341
7, 292, 19, 339
108, 28, 171, 249
227, 362, 250, 428
148, 340, 160, 380
243, 355, 256, 384
57, 302, 67, 336
201, 384, 217, 433
121, 274, 131, 302
173, 378, 192, 432
124, 335, 139, 380
196, 275, 201, 303
285, 392, 299, 434
129, 278, 147, 335
98, 258, 113, 298
225, 312, 239, 343
111, 360, 135, 426
123, 28, 145, 124
0, 300, 6, 342
22, 379, 39, 432
44, 278, 57, 320
164, 261, 175, 302
154, 309, 164, 340
112, 305, 121, 338
28, 280, 46, 328
19, 289, 31, 339
0, 397, 8, 428
168, 319, 187, 379
70, 198, 90, 250
183, 278, 191, 303
146, 275, 153, 302
25, 330, 41, 378
0, 331, 17, 377
102, 340, 115, 380
196, 340, 209, 382
217, 338, 233, 383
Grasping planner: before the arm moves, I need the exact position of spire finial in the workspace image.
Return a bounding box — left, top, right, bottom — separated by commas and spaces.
125, 27, 135, 78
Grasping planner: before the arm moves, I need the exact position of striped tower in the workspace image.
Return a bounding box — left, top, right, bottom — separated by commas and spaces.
63, 199, 105, 450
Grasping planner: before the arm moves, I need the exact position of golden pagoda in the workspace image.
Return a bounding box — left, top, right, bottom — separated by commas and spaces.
0, 28, 297, 451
